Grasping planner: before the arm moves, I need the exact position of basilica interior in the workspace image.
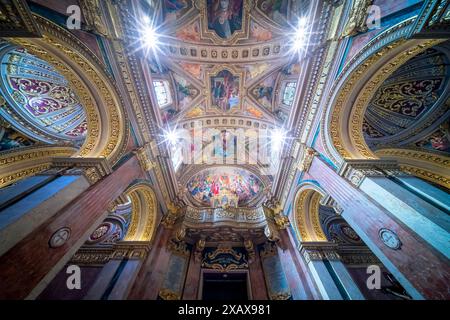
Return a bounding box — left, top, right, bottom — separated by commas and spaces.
0, 0, 449, 301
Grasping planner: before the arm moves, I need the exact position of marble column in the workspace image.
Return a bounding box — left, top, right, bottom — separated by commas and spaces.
84, 259, 122, 300
104, 242, 150, 300
0, 174, 91, 256
84, 242, 150, 300
182, 244, 202, 300
0, 155, 144, 299
277, 228, 322, 300
248, 248, 269, 300
300, 242, 364, 300
127, 225, 173, 299
306, 156, 450, 299
356, 172, 450, 258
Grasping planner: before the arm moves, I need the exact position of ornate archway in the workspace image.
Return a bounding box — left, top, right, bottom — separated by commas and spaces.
293, 183, 328, 242
0, 16, 129, 187
123, 182, 159, 242
322, 20, 449, 189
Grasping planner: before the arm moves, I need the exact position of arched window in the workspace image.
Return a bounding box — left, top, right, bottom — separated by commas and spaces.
152, 80, 172, 108
282, 82, 297, 106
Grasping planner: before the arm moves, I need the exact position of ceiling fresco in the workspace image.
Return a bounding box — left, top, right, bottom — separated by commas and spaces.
143, 0, 304, 208
186, 167, 264, 208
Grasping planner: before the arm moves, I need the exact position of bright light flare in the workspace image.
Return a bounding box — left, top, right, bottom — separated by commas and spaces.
142, 25, 159, 49
271, 128, 287, 151
165, 130, 179, 146
289, 18, 309, 56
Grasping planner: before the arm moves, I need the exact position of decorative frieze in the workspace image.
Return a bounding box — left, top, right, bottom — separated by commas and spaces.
112, 241, 151, 260
297, 147, 318, 172
299, 242, 341, 263
70, 249, 113, 266
51, 157, 113, 185
184, 206, 267, 227
338, 159, 404, 187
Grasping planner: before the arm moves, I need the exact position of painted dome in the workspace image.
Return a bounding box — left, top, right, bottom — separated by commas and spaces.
0, 44, 87, 143
187, 167, 264, 208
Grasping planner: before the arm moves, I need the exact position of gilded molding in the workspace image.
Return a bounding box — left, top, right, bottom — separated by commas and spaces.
376, 148, 450, 168
297, 147, 318, 172
159, 289, 180, 300
322, 18, 421, 164
341, 0, 373, 37
299, 242, 340, 263
338, 159, 402, 187
79, 0, 109, 36
124, 183, 158, 242
294, 189, 327, 242
400, 165, 450, 189
310, 193, 326, 240
0, 146, 76, 188
70, 248, 113, 265
112, 241, 151, 260
9, 15, 128, 163
348, 39, 442, 159
51, 157, 113, 184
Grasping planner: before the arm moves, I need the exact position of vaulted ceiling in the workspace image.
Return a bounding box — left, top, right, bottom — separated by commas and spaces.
135, 0, 308, 209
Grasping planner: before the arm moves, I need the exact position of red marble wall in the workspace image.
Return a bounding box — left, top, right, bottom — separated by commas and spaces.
127, 226, 173, 299
37, 265, 102, 300
0, 156, 144, 299
347, 266, 404, 300
308, 157, 450, 299
30, 0, 82, 18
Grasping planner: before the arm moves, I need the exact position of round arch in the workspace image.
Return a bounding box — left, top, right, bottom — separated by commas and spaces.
293, 183, 328, 243
322, 20, 443, 165
123, 182, 159, 242
320, 20, 449, 188
0, 16, 129, 187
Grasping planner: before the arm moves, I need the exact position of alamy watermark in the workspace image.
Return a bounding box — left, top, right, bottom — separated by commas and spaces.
66, 265, 81, 290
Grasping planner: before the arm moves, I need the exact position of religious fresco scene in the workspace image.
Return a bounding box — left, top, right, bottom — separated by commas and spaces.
0, 0, 448, 304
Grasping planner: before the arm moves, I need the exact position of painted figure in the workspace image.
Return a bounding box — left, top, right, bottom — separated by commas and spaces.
163, 0, 188, 21
207, 0, 243, 39
187, 169, 262, 207
211, 70, 240, 111
259, 0, 289, 25
0, 126, 34, 151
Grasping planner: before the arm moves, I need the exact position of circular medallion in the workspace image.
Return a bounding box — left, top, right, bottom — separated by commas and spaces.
341, 225, 360, 242
379, 228, 402, 250
90, 224, 110, 241
49, 227, 71, 248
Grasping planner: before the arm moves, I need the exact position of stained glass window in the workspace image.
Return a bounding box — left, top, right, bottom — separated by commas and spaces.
282, 82, 297, 106
153, 80, 172, 108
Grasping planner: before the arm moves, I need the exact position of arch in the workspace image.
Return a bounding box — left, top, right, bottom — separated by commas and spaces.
0, 16, 129, 187
123, 182, 159, 242
322, 19, 443, 165
320, 19, 450, 188
375, 148, 450, 189
293, 183, 328, 242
